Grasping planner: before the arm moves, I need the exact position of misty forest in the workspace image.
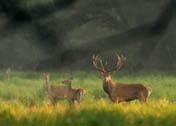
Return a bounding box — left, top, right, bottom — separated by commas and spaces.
0, 0, 176, 71
0, 0, 176, 126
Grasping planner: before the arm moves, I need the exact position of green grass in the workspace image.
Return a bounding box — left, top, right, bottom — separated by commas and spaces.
0, 71, 176, 126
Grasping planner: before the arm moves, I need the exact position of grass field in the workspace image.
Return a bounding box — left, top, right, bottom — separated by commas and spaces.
0, 70, 176, 126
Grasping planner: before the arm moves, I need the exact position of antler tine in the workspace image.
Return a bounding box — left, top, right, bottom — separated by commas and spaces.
92, 54, 105, 72
107, 54, 126, 73
98, 56, 106, 72
120, 55, 126, 60
115, 54, 126, 70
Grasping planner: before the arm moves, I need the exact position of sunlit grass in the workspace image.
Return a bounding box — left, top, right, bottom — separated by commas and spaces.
0, 99, 176, 126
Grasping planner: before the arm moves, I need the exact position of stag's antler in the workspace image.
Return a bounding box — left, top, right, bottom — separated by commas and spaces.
92, 54, 106, 73
93, 54, 126, 73
106, 55, 126, 73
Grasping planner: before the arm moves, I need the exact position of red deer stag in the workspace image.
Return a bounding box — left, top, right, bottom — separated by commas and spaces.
92, 54, 152, 103
44, 73, 67, 105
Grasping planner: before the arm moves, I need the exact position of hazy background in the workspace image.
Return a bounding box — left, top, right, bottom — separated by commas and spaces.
0, 0, 175, 72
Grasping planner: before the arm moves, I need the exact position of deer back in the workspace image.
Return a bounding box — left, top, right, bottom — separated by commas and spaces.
109, 82, 151, 102
49, 85, 68, 99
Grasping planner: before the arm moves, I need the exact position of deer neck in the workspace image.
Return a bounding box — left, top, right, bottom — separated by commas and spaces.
104, 75, 115, 84
66, 83, 72, 91
103, 76, 114, 94
45, 77, 51, 91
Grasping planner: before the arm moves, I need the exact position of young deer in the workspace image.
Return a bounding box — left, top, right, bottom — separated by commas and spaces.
44, 73, 67, 105
62, 79, 86, 105
93, 54, 152, 103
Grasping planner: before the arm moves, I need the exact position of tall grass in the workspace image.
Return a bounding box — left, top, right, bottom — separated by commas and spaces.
0, 99, 176, 126
0, 71, 176, 125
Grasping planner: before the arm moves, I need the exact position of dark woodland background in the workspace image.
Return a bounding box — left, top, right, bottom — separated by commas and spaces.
0, 0, 175, 72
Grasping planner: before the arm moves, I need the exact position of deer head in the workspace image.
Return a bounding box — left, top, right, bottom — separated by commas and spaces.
61, 77, 73, 89
92, 54, 126, 82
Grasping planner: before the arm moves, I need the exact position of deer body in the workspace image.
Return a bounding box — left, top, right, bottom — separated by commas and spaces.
103, 77, 152, 103
93, 54, 152, 103
62, 79, 86, 105
44, 73, 67, 104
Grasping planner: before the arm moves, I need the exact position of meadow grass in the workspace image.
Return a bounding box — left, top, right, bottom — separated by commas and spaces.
0, 70, 176, 126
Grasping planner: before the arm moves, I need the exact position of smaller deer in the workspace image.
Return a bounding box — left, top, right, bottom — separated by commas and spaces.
93, 54, 152, 103
62, 78, 86, 105
44, 73, 67, 105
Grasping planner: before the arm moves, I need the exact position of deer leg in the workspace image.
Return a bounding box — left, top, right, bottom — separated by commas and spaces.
72, 100, 76, 105
75, 99, 80, 105
109, 95, 118, 103
68, 99, 74, 106
51, 98, 57, 106
138, 94, 147, 103
111, 97, 121, 103
117, 98, 123, 104
117, 100, 121, 103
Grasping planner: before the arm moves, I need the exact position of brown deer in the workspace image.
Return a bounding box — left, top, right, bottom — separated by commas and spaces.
62, 78, 86, 105
44, 73, 67, 105
92, 54, 152, 103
